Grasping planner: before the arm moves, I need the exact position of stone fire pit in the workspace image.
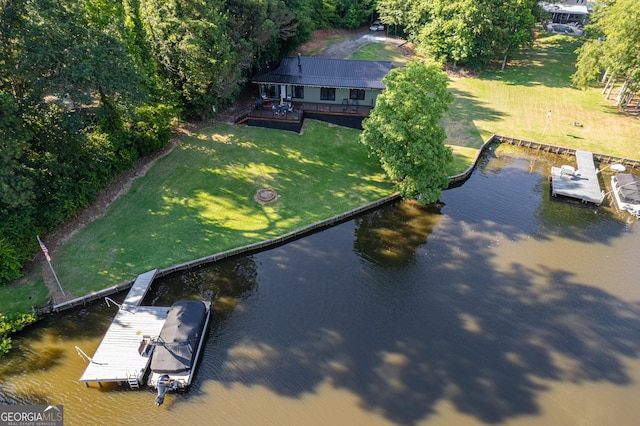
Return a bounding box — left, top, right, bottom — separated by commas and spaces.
255, 188, 278, 204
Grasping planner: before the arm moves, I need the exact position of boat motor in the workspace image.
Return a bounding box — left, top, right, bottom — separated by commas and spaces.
155, 374, 171, 406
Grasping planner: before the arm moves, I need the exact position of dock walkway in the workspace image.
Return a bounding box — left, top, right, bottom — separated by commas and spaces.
121, 269, 158, 307
78, 269, 170, 388
551, 150, 604, 204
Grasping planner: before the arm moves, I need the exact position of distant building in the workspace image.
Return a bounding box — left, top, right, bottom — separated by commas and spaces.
539, 1, 592, 25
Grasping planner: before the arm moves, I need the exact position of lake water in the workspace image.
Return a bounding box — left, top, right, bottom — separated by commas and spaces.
2, 152, 640, 425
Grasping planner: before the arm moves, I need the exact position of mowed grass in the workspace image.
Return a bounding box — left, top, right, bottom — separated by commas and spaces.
349, 42, 413, 67
349, 33, 639, 158
444, 33, 640, 158
12, 121, 393, 304
0, 273, 48, 313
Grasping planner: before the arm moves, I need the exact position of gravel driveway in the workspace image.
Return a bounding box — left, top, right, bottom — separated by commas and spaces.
313, 31, 408, 59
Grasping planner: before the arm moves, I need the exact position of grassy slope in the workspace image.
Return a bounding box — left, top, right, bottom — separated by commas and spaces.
9, 122, 393, 305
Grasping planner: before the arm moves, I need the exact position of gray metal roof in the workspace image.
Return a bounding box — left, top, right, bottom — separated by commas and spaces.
252, 56, 393, 90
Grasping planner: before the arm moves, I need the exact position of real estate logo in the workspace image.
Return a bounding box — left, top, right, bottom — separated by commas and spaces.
0, 405, 63, 426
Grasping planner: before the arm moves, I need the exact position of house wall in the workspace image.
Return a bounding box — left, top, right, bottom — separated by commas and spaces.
260, 83, 382, 107
298, 87, 379, 107
542, 1, 589, 25
259, 85, 381, 106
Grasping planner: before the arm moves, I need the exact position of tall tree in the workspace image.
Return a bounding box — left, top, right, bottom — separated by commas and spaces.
414, 0, 486, 68
0, 93, 33, 212
494, 0, 538, 70
0, 93, 35, 283
0, 0, 176, 284
572, 0, 640, 108
141, 0, 240, 117
337, 0, 375, 29
377, 0, 539, 69
375, 0, 410, 36
360, 60, 453, 203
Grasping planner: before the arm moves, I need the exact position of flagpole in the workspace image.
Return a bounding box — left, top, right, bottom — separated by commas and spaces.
542, 109, 552, 136
37, 236, 65, 295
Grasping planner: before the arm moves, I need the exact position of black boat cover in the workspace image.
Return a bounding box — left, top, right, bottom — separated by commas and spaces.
150, 300, 208, 374
617, 173, 640, 204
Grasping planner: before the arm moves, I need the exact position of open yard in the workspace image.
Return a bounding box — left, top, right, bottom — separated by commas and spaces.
3, 121, 393, 311
346, 30, 639, 158
443, 34, 640, 158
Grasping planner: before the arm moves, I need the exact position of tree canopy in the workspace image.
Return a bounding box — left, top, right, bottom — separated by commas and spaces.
0, 0, 378, 285
360, 60, 453, 204
572, 0, 640, 108
376, 0, 540, 68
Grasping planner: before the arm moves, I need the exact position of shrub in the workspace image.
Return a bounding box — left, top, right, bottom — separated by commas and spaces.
0, 311, 38, 356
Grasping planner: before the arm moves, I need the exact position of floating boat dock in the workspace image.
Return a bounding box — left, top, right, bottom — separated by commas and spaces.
551, 150, 605, 205
78, 269, 170, 389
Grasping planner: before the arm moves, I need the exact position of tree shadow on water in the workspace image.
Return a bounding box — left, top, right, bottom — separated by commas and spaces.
196, 207, 640, 425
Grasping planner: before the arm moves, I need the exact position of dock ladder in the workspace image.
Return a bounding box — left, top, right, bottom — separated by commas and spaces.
128, 373, 140, 389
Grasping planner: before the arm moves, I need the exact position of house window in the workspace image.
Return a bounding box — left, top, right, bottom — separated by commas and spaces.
292, 86, 304, 99
350, 89, 365, 101
320, 87, 336, 101
261, 85, 277, 98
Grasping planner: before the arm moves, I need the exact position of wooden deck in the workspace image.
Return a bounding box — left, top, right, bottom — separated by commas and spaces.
246, 101, 372, 119
299, 101, 372, 116
551, 150, 605, 204
78, 269, 170, 388
79, 305, 169, 386
242, 100, 372, 132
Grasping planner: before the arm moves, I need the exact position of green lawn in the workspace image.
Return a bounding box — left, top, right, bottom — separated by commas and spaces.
349, 42, 412, 67
3, 121, 393, 310
444, 33, 640, 158
0, 274, 48, 313
349, 32, 640, 159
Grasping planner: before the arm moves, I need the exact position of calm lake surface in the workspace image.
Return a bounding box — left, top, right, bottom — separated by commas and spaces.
2, 153, 640, 425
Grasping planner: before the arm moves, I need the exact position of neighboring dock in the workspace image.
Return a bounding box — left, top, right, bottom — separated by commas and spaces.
551, 150, 605, 204
77, 269, 170, 389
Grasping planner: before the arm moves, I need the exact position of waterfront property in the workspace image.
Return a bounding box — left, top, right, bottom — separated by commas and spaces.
246, 56, 393, 131
551, 150, 604, 204
5, 151, 640, 425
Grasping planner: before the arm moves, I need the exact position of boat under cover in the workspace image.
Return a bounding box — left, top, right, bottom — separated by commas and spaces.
148, 299, 211, 405
611, 173, 640, 219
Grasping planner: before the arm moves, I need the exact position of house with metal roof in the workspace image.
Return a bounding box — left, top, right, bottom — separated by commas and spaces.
242, 55, 393, 132
540, 0, 592, 25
